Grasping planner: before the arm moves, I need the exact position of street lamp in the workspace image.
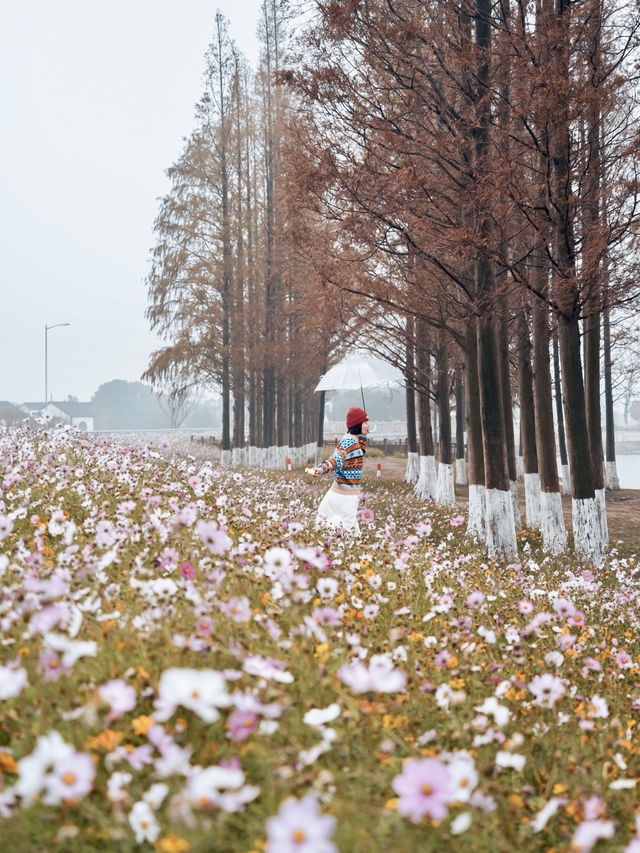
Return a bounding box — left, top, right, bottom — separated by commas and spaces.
44, 323, 70, 405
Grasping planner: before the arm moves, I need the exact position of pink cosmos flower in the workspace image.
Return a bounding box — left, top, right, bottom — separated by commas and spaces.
196, 520, 232, 554
226, 709, 258, 742
362, 604, 379, 620
359, 508, 375, 523
312, 607, 342, 626
569, 610, 585, 627
465, 590, 484, 608
392, 757, 453, 822
450, 514, 465, 526
337, 657, 407, 694
266, 794, 337, 853
220, 596, 252, 622
529, 673, 566, 708
616, 649, 633, 669
43, 751, 95, 805
30, 605, 67, 635
517, 599, 534, 615
180, 561, 196, 579
415, 519, 432, 536
98, 679, 137, 719
38, 648, 69, 682
571, 819, 615, 852
0, 515, 13, 540
552, 597, 575, 619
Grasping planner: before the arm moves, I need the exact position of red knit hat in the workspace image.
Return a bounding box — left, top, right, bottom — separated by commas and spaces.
346, 407, 368, 428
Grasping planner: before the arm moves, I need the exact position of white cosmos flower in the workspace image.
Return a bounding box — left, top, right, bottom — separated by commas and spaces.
129, 800, 160, 844
15, 731, 74, 804
316, 578, 338, 601
0, 666, 28, 700
43, 634, 97, 668
451, 812, 472, 834
495, 751, 526, 771
303, 704, 341, 728
154, 668, 232, 723
48, 510, 67, 537
475, 697, 511, 727
184, 765, 246, 807
444, 751, 478, 802
243, 655, 294, 683
531, 796, 567, 833
142, 782, 169, 809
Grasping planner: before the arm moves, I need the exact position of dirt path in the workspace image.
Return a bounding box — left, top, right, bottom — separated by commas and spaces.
362, 456, 640, 550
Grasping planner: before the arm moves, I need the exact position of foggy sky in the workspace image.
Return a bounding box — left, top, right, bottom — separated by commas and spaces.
0, 1, 261, 404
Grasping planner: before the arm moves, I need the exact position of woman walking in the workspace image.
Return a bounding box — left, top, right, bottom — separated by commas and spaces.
305, 407, 370, 530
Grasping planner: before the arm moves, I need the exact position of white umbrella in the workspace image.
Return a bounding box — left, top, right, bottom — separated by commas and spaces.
314, 352, 404, 408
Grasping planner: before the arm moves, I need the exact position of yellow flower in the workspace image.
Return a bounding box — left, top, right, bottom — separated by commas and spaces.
157, 835, 190, 853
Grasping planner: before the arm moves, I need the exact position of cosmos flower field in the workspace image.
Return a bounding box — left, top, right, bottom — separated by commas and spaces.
1, 426, 640, 852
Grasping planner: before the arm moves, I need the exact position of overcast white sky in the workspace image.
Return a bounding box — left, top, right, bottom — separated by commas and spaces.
0, 1, 262, 404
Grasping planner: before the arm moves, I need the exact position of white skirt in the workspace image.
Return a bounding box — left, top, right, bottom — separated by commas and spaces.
316, 488, 361, 533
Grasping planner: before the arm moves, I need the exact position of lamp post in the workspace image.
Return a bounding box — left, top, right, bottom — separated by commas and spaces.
44, 323, 70, 405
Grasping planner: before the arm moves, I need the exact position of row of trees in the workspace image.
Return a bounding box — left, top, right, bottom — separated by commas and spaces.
145, 6, 353, 466
146, 0, 640, 562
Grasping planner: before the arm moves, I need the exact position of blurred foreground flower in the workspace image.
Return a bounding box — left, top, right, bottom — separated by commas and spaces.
154, 668, 232, 723
266, 794, 337, 853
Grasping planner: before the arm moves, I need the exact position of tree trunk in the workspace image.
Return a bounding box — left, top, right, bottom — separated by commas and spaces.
455, 370, 467, 486
465, 317, 486, 541
551, 0, 605, 561
603, 300, 619, 488
552, 332, 570, 492
404, 314, 420, 484
531, 255, 566, 553
473, 0, 516, 557
435, 335, 455, 505
414, 321, 437, 499
517, 304, 540, 528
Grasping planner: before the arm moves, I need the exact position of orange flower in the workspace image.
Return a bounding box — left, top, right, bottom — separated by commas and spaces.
86, 729, 123, 751
132, 715, 154, 736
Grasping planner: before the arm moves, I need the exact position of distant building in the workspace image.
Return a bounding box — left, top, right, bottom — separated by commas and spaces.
42, 401, 95, 431
20, 402, 46, 417
0, 401, 27, 424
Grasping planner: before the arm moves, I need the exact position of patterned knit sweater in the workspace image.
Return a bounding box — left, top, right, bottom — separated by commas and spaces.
317, 434, 367, 490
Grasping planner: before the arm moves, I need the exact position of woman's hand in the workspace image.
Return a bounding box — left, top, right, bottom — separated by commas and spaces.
305, 467, 320, 477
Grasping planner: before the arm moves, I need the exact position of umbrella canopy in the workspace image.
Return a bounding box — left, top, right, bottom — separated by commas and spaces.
314, 352, 404, 408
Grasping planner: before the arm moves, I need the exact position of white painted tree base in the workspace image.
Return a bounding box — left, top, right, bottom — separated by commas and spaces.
605, 460, 620, 490
595, 488, 609, 544
220, 449, 231, 466
572, 496, 608, 563
561, 464, 571, 495
455, 458, 467, 486
231, 447, 244, 466
485, 488, 518, 558
524, 472, 541, 529
414, 455, 437, 500
315, 445, 324, 466
436, 462, 456, 506
511, 480, 521, 530
516, 455, 524, 479
467, 483, 485, 542
404, 452, 420, 484
540, 491, 567, 554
